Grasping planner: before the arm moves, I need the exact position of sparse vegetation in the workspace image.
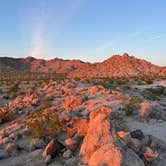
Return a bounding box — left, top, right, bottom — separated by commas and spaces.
25, 109, 61, 138
143, 86, 166, 100
0, 106, 14, 123
122, 96, 142, 116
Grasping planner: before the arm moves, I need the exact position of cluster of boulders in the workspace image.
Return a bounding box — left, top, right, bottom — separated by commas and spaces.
38, 106, 160, 166
0, 81, 165, 165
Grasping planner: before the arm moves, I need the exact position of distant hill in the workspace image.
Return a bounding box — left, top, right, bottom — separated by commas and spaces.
0, 53, 165, 78
69, 53, 166, 78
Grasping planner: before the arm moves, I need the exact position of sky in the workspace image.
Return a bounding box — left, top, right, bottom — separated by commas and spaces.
0, 0, 166, 66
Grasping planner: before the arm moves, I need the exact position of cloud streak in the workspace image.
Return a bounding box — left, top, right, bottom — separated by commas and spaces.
21, 0, 84, 59
30, 7, 47, 58
28, 0, 48, 59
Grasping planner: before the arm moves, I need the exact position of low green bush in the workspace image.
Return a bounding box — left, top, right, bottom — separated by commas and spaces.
144, 86, 166, 100
122, 96, 142, 116
0, 107, 13, 123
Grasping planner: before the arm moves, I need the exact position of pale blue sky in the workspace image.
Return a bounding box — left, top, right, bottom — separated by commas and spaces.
0, 0, 166, 66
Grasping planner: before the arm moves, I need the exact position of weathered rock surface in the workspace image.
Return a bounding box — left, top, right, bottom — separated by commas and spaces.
80, 107, 114, 164
89, 143, 122, 166
42, 139, 64, 163
123, 148, 145, 166
0, 149, 9, 159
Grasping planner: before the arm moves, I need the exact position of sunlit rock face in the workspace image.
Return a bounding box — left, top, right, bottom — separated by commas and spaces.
80, 106, 146, 166
89, 143, 122, 166
80, 107, 118, 165
70, 53, 166, 78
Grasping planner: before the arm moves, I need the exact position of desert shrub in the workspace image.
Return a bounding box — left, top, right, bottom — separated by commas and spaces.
144, 78, 153, 84
89, 77, 113, 89
0, 107, 13, 123
122, 96, 142, 116
136, 77, 154, 85
40, 97, 52, 109
3, 95, 10, 100
74, 77, 80, 81
7, 82, 19, 94
121, 85, 131, 91
115, 78, 128, 85
143, 86, 166, 100
25, 109, 61, 138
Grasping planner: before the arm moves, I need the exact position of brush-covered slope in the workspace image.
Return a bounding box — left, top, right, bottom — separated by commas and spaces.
70, 53, 166, 78
0, 53, 165, 77
0, 56, 90, 73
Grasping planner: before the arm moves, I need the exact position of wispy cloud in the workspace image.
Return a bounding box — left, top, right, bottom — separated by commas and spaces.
29, 1, 47, 59
21, 0, 84, 59
20, 0, 48, 59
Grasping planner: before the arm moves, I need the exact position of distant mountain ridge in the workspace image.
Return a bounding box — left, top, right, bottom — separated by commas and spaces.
0, 53, 165, 78
69, 53, 166, 78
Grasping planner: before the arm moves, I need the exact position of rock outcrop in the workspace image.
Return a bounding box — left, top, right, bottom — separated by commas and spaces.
0, 53, 165, 78
80, 106, 145, 166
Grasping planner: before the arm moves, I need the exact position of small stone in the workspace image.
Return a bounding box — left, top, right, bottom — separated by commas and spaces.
42, 139, 64, 158
0, 149, 9, 159
65, 138, 78, 151
117, 131, 131, 144
130, 130, 144, 140
65, 157, 78, 166
45, 154, 52, 164
63, 149, 72, 159
128, 138, 142, 153
5, 143, 18, 155
0, 137, 9, 145
143, 147, 158, 161
30, 138, 45, 150
8, 133, 15, 140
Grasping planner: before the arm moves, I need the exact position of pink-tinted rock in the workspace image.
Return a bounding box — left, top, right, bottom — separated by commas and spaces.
5, 143, 18, 154
80, 107, 114, 164
75, 119, 89, 136
143, 147, 158, 161
117, 131, 131, 144
139, 101, 157, 117
65, 136, 80, 151
88, 85, 107, 95
65, 127, 77, 138
89, 143, 122, 166
64, 96, 83, 112
42, 139, 64, 158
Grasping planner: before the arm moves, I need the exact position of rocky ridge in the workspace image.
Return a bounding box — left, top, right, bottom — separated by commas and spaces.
0, 53, 165, 78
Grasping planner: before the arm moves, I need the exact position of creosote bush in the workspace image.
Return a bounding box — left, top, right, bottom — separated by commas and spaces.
122, 96, 142, 116
0, 107, 13, 123
144, 86, 166, 100
25, 109, 61, 138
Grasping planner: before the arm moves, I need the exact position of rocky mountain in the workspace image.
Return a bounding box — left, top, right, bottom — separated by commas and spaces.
0, 56, 91, 73
70, 53, 166, 78
0, 53, 165, 77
